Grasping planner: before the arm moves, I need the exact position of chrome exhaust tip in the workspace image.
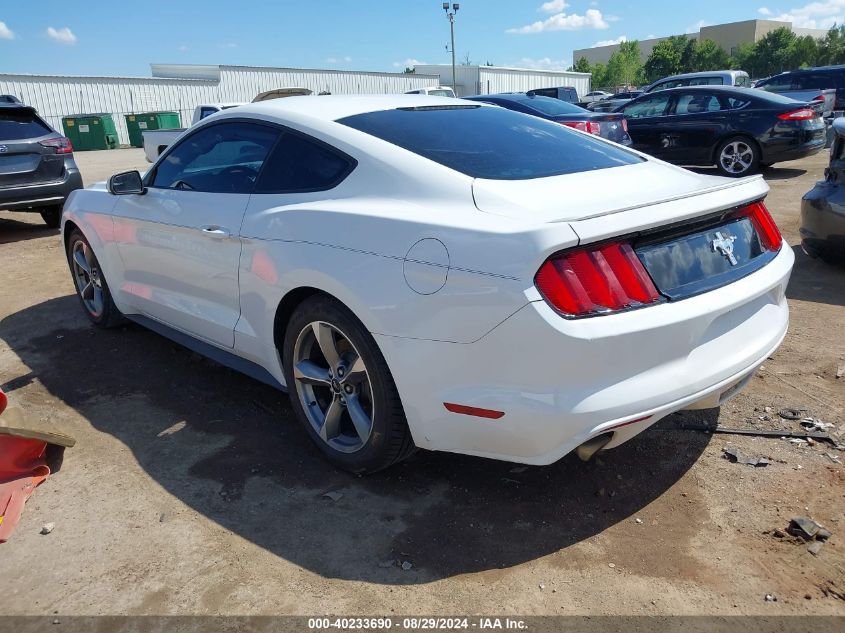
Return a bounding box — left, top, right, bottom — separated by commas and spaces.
575, 433, 613, 462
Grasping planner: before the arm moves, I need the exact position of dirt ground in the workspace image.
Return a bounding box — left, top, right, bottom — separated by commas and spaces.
0, 148, 843, 616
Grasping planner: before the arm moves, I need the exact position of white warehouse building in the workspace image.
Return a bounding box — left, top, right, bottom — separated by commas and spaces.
412, 64, 591, 98
0, 64, 441, 147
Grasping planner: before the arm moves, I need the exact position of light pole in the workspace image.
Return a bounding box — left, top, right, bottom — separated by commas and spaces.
442, 3, 459, 95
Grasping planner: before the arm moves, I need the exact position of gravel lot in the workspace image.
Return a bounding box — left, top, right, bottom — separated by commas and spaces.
0, 147, 843, 615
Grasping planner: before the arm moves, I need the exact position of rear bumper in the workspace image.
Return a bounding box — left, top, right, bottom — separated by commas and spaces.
0, 165, 83, 211
762, 137, 825, 164
379, 244, 793, 465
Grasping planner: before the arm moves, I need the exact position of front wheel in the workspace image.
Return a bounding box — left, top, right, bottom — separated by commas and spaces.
282, 294, 415, 473
66, 229, 125, 328
716, 137, 760, 177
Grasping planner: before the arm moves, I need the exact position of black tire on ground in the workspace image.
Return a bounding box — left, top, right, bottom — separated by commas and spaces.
715, 136, 760, 177
66, 228, 125, 328
282, 294, 415, 473
40, 207, 62, 228
759, 162, 773, 169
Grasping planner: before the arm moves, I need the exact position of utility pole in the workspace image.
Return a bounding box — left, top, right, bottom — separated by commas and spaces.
442, 3, 460, 94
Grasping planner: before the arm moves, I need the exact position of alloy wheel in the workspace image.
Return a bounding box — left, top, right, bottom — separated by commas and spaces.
719, 141, 754, 175
71, 241, 105, 317
292, 321, 375, 453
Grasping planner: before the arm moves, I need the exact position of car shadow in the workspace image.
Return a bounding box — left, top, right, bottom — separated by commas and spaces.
0, 296, 717, 584
0, 215, 57, 245
786, 244, 845, 307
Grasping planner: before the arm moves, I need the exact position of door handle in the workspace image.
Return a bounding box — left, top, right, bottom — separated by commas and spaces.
200, 225, 231, 238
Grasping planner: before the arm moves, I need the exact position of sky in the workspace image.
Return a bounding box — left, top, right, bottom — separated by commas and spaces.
1, 1, 844, 77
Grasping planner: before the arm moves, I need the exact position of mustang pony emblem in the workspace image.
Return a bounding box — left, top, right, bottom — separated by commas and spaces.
711, 231, 738, 266
0, 145, 8, 153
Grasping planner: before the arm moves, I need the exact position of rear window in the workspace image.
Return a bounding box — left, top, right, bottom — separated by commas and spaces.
515, 96, 586, 116
0, 110, 52, 141
339, 105, 642, 180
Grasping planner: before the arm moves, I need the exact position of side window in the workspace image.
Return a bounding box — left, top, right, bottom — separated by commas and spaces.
152, 122, 279, 194
675, 93, 723, 114
735, 75, 750, 88
623, 94, 671, 118
650, 80, 684, 92
530, 88, 556, 98
254, 132, 355, 194
199, 107, 218, 120
726, 96, 751, 110
758, 75, 796, 91
688, 77, 723, 86
799, 73, 837, 90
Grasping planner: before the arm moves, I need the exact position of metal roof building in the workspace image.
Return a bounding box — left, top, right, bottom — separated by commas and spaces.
0, 64, 440, 146
412, 64, 592, 98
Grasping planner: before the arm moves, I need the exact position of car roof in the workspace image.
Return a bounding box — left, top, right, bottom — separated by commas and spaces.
640, 85, 753, 95
236, 94, 477, 122
654, 70, 746, 81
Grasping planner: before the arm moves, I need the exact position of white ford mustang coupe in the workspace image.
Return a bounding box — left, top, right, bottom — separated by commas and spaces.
61, 95, 793, 473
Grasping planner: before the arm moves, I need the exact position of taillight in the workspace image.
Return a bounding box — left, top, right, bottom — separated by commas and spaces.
812, 95, 825, 102
741, 200, 782, 251
0, 389, 6, 417
39, 136, 73, 154
777, 108, 817, 121
561, 120, 601, 135
535, 242, 660, 317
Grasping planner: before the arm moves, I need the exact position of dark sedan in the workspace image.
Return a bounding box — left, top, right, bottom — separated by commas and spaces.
615, 86, 826, 177
0, 102, 83, 227
464, 93, 632, 146
801, 117, 845, 264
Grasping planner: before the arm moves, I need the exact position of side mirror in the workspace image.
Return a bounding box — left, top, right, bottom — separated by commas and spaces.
108, 170, 145, 195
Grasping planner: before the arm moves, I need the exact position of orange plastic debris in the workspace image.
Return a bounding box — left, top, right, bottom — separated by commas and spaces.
0, 436, 50, 543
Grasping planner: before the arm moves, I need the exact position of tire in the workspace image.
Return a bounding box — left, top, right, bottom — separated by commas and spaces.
715, 136, 760, 177
282, 294, 415, 473
40, 207, 62, 228
66, 229, 125, 328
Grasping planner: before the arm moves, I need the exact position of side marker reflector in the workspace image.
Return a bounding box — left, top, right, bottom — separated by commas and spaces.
444, 403, 505, 419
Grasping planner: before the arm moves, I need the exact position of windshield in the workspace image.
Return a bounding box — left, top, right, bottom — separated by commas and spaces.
339, 105, 641, 180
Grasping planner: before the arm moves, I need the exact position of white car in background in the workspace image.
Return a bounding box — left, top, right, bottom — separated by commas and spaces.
406, 86, 456, 98
61, 95, 793, 473
581, 90, 613, 103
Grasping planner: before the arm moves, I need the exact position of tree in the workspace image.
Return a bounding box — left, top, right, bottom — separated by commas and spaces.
787, 35, 819, 69
605, 40, 642, 88
730, 41, 757, 75
751, 27, 798, 77
572, 56, 592, 73
403, 67, 415, 74
817, 24, 845, 65
643, 35, 687, 83
689, 39, 731, 71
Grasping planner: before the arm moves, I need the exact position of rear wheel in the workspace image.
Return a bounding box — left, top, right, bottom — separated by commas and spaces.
282, 294, 414, 473
66, 229, 124, 328
40, 207, 62, 228
716, 137, 760, 177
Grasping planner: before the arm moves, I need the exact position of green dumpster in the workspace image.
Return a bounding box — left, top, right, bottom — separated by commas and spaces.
62, 114, 118, 151
124, 111, 181, 148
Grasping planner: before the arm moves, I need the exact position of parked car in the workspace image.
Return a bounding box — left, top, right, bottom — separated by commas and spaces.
0, 102, 83, 227
588, 90, 644, 112
754, 70, 838, 118
62, 94, 792, 472
0, 95, 22, 104
801, 117, 845, 264
526, 86, 579, 103
580, 90, 613, 103
141, 102, 248, 163
617, 86, 825, 176
406, 86, 456, 98
464, 93, 632, 146
755, 66, 845, 111
645, 70, 751, 93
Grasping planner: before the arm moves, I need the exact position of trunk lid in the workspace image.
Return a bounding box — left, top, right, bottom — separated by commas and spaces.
472, 160, 761, 224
